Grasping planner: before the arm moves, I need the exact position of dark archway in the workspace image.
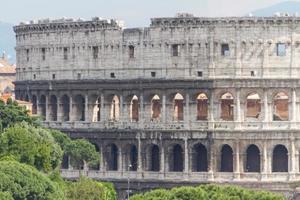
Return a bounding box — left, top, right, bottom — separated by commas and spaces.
61, 95, 70, 121
169, 144, 183, 172
192, 143, 208, 172
246, 144, 260, 172
31, 95, 37, 115
150, 145, 160, 171
61, 154, 69, 169
129, 145, 138, 171
106, 144, 118, 171
38, 95, 46, 120
272, 145, 288, 172
220, 144, 233, 172
49, 95, 58, 121
73, 95, 85, 121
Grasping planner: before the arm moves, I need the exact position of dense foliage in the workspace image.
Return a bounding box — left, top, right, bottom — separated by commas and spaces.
131, 185, 285, 200
0, 160, 64, 200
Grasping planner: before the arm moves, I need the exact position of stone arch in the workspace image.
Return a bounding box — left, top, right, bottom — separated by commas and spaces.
245, 144, 260, 172
31, 95, 37, 115
246, 93, 261, 119
130, 95, 139, 122
220, 144, 233, 172
148, 144, 160, 171
49, 95, 58, 121
61, 95, 70, 122
73, 94, 85, 121
110, 95, 120, 121
192, 143, 208, 172
151, 95, 161, 121
273, 92, 289, 121
272, 144, 288, 172
220, 92, 234, 121
125, 144, 138, 171
90, 143, 100, 170
90, 95, 101, 122
38, 95, 46, 120
173, 93, 184, 121
196, 93, 208, 120
169, 144, 184, 172
105, 144, 118, 171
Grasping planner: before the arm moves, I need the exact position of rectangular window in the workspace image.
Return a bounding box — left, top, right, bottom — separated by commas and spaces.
197, 71, 203, 77
26, 49, 29, 62
151, 72, 156, 77
33, 74, 36, 79
251, 71, 255, 77
92, 46, 99, 59
77, 73, 81, 80
110, 73, 116, 78
41, 48, 46, 61
129, 46, 134, 58
277, 43, 286, 56
172, 44, 179, 57
63, 47, 68, 60
221, 44, 230, 56
52, 74, 56, 80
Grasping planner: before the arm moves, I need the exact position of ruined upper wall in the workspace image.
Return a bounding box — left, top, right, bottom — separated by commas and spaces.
14, 15, 300, 81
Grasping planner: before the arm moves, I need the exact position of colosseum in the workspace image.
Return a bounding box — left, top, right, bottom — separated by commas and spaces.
13, 13, 300, 199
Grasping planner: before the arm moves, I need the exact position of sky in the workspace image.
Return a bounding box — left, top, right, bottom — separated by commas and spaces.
0, 0, 296, 27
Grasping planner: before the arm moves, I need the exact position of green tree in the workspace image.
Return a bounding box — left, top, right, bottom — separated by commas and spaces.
65, 176, 116, 200
0, 192, 13, 200
0, 160, 64, 200
0, 122, 63, 172
0, 99, 39, 129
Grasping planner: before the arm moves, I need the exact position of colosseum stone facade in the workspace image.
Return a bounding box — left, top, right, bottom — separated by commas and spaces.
14, 14, 300, 199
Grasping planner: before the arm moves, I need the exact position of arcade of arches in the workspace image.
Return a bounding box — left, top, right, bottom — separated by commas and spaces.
25, 90, 293, 123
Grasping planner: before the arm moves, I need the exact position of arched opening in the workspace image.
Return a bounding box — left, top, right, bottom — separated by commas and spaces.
220, 92, 234, 121
173, 93, 184, 121
246, 144, 260, 172
61, 154, 69, 169
89, 143, 100, 170
272, 145, 288, 172
49, 95, 58, 121
192, 143, 208, 172
149, 145, 160, 171
92, 97, 101, 122
197, 93, 208, 120
73, 95, 85, 121
151, 95, 161, 120
31, 95, 37, 115
246, 93, 261, 119
110, 95, 120, 121
220, 144, 233, 172
61, 95, 70, 122
273, 92, 289, 121
130, 95, 139, 122
169, 144, 183, 172
106, 144, 118, 171
128, 145, 138, 171
38, 95, 46, 120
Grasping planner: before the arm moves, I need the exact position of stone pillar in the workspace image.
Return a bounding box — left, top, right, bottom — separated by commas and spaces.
208, 35, 215, 78
234, 140, 240, 180
184, 138, 189, 174
261, 142, 268, 180
160, 144, 165, 175
139, 94, 144, 124
162, 94, 166, 123
57, 95, 63, 122
263, 89, 269, 128
209, 91, 215, 129
137, 135, 142, 173
291, 89, 297, 127
235, 89, 241, 129
85, 94, 89, 122
100, 94, 105, 122
290, 138, 296, 180
69, 95, 73, 121
118, 147, 123, 173
45, 95, 49, 121
99, 144, 104, 172
36, 95, 40, 116
119, 94, 124, 121
185, 93, 190, 127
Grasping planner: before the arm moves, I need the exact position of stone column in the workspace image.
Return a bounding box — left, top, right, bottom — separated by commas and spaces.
99, 144, 104, 172
119, 94, 124, 122
36, 95, 40, 116
139, 94, 144, 124
85, 94, 89, 122
185, 93, 190, 127
235, 89, 241, 129
160, 143, 165, 175
162, 94, 166, 123
209, 91, 215, 129
118, 147, 123, 173
57, 95, 63, 122
291, 89, 297, 128
184, 138, 189, 174
69, 95, 73, 121
263, 89, 269, 128
290, 138, 296, 180
261, 142, 268, 180
208, 35, 215, 78
234, 140, 240, 180
137, 135, 142, 173
45, 95, 49, 121
100, 94, 105, 122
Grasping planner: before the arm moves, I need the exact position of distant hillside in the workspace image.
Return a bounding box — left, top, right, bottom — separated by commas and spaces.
0, 22, 15, 64
252, 1, 300, 16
